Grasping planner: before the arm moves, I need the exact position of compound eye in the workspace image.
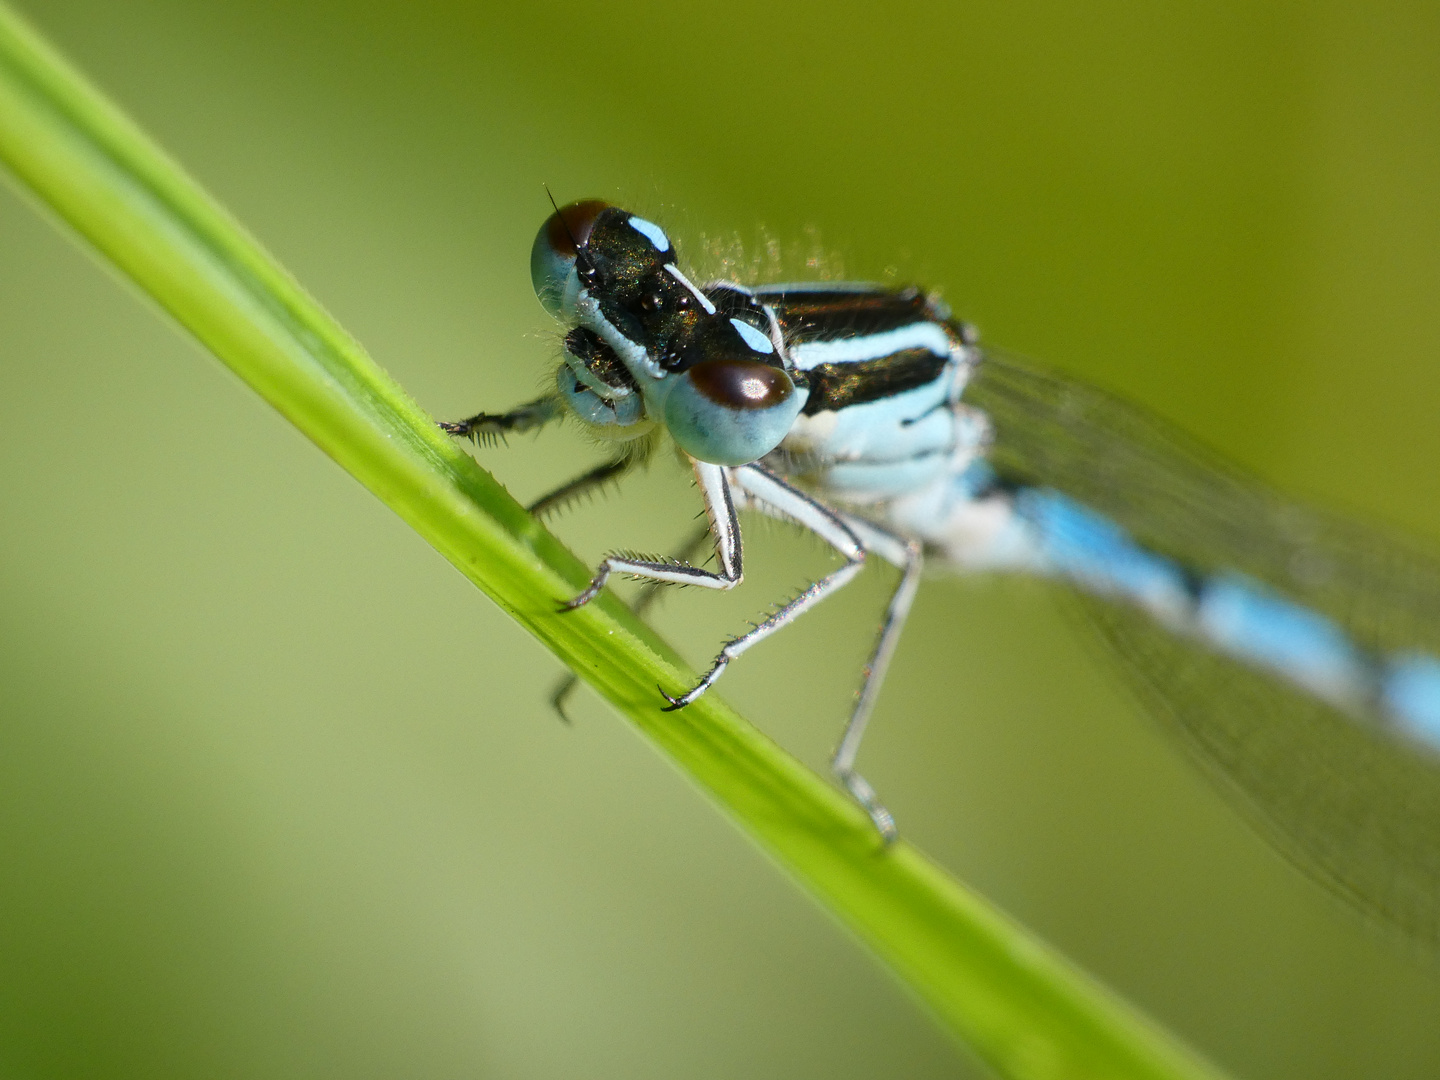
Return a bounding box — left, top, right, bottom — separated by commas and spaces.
532, 199, 611, 316
662, 359, 805, 466
541, 200, 609, 259
689, 359, 792, 411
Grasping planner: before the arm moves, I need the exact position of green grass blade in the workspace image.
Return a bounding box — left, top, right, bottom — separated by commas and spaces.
0, 6, 1231, 1078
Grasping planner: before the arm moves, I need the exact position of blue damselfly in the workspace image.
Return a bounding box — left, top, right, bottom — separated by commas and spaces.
444, 200, 1440, 949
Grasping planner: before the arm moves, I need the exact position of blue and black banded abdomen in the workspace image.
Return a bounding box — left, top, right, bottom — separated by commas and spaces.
1022, 486, 1440, 745
921, 454, 1440, 749
925, 466, 1440, 751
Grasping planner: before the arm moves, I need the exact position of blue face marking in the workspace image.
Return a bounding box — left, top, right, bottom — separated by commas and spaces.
730, 318, 774, 354
627, 216, 670, 253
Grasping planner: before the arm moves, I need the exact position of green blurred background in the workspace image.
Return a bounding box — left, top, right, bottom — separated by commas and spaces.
3, 0, 1440, 1076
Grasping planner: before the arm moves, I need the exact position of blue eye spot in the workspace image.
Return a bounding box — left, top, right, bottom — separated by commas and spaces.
627, 216, 670, 253
730, 318, 774, 354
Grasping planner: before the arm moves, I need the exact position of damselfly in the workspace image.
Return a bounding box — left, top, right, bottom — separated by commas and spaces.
444, 199, 1440, 949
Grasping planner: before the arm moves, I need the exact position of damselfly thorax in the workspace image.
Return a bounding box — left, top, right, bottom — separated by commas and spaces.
445, 200, 1440, 950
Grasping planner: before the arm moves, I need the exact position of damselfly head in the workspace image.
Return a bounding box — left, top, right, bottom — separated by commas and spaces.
531, 199, 680, 318
532, 200, 806, 465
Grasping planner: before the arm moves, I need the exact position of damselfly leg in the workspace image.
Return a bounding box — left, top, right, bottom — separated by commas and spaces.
528, 457, 635, 517
441, 396, 646, 518
652, 463, 867, 706
439, 394, 562, 445
559, 459, 748, 611
830, 522, 923, 841
548, 523, 714, 722
561, 456, 915, 837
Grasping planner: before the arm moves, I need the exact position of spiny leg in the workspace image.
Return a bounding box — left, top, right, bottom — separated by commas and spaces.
529, 435, 654, 518
828, 518, 924, 841
660, 463, 868, 710
439, 395, 562, 445
549, 523, 714, 721
560, 458, 745, 613
443, 392, 644, 520
528, 456, 632, 518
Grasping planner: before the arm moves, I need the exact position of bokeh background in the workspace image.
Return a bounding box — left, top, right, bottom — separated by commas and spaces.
3, 1, 1440, 1077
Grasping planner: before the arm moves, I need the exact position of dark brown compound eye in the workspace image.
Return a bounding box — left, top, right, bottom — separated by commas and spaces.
541, 199, 611, 259
686, 358, 793, 411
534, 199, 612, 316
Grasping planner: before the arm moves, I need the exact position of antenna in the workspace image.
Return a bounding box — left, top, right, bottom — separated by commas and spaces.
543, 184, 583, 253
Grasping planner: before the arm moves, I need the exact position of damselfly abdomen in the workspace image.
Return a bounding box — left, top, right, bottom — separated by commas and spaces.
444, 200, 1440, 950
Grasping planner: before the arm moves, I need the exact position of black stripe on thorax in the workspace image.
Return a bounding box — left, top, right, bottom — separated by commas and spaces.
801, 347, 951, 414
758, 285, 941, 344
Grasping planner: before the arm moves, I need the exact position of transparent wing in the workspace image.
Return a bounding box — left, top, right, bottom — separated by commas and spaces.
1077, 591, 1440, 948
965, 350, 1440, 947
967, 351, 1440, 656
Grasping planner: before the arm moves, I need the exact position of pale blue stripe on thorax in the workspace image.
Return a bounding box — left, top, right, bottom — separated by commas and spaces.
771, 315, 978, 502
